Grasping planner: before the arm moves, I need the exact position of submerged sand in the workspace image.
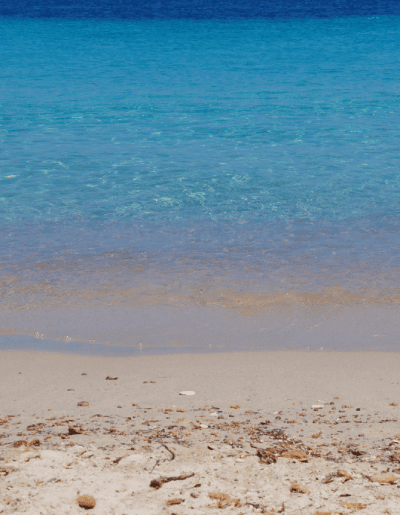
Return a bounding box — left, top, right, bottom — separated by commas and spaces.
1, 350, 400, 514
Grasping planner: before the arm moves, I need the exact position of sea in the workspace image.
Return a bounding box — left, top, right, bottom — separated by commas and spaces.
1, 0, 400, 355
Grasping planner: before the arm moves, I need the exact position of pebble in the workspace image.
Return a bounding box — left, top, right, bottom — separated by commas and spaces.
312, 405, 324, 409
77, 401, 89, 407
179, 391, 195, 396
76, 494, 96, 509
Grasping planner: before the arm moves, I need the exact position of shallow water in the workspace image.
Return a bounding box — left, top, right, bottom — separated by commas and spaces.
1, 7, 400, 353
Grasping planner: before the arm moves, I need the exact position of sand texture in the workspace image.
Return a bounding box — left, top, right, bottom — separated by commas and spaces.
1, 350, 400, 514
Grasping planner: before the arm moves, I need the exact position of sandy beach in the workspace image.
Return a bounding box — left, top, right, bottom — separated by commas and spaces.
1, 349, 400, 514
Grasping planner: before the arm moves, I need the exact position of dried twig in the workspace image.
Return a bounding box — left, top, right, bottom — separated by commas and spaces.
150, 460, 160, 473
150, 472, 195, 489
161, 443, 175, 461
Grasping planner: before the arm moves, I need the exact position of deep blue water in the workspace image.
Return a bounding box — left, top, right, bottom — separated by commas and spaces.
1, 4, 400, 345
2, 0, 400, 19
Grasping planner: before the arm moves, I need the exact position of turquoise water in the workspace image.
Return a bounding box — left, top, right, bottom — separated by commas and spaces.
1, 13, 400, 350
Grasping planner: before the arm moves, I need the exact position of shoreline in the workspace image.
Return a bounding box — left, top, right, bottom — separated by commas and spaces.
2, 297, 400, 353
1, 350, 400, 513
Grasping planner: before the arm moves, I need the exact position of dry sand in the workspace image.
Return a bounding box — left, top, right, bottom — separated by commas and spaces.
1, 350, 400, 514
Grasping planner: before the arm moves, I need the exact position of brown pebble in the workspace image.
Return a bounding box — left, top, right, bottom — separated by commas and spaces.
77, 401, 89, 407
106, 376, 118, 380
29, 439, 40, 447
76, 494, 96, 509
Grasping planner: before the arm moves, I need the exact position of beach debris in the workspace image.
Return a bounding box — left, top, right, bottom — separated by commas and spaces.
13, 440, 28, 448
106, 376, 118, 380
371, 473, 397, 484
389, 402, 397, 406
339, 501, 366, 511
112, 455, 127, 464
67, 389, 75, 391
312, 405, 324, 410
29, 438, 41, 447
176, 408, 185, 412
209, 492, 242, 508
321, 470, 353, 484
230, 405, 240, 409
77, 401, 89, 407
81, 373, 87, 376
166, 498, 184, 506
161, 443, 175, 461
179, 391, 195, 395
76, 494, 96, 509
256, 445, 308, 464
68, 426, 83, 435
150, 472, 195, 489
311, 431, 322, 439
0, 469, 9, 477
290, 482, 308, 494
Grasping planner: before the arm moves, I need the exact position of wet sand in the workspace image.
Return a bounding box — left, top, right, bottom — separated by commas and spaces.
1, 350, 400, 514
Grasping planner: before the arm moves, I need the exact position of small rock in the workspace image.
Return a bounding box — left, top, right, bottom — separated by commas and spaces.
29, 439, 40, 447
179, 391, 195, 396
81, 373, 87, 376
230, 405, 241, 409
106, 376, 118, 380
312, 405, 324, 409
77, 401, 89, 407
76, 494, 96, 509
